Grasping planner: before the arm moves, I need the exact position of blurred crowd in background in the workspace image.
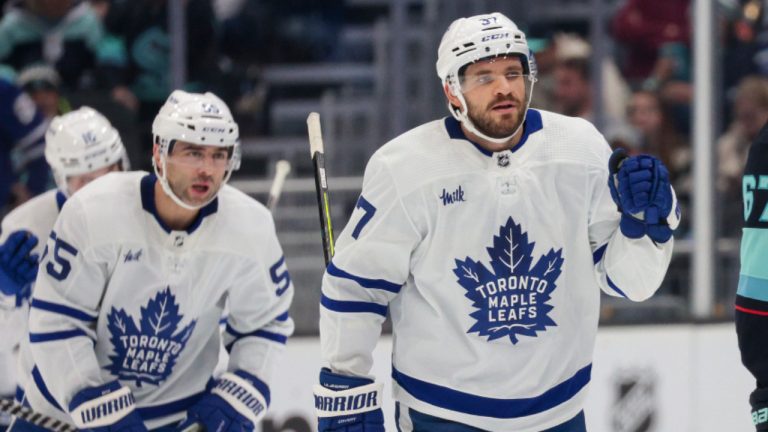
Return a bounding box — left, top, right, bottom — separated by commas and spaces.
1, 0, 767, 325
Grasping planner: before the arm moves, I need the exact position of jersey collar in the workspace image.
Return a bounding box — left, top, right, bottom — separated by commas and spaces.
444, 109, 543, 157
140, 174, 218, 234
55, 191, 67, 211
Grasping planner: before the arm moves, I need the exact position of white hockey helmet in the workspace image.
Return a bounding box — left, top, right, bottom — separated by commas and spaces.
45, 106, 130, 196
151, 90, 240, 210
436, 12, 537, 144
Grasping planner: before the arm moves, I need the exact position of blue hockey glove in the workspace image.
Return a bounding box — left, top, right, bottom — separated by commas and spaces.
751, 387, 768, 431
608, 149, 680, 243
177, 370, 269, 432
69, 381, 147, 431
314, 368, 384, 432
0, 230, 39, 297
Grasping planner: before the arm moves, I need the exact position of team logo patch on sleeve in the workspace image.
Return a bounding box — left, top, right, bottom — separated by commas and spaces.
106, 287, 197, 386
453, 217, 563, 344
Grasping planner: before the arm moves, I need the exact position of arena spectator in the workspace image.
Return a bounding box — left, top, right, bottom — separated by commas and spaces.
612, 0, 691, 85
0, 0, 134, 110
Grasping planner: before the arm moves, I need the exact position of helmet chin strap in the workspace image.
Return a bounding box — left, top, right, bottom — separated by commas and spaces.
153, 155, 215, 211
53, 170, 73, 198
448, 77, 534, 147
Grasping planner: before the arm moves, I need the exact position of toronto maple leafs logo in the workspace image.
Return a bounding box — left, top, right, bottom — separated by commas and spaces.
453, 217, 564, 344
107, 287, 196, 386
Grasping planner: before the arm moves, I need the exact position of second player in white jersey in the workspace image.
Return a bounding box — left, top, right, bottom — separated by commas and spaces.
315, 12, 679, 432
0, 189, 60, 396
0, 106, 128, 402
24, 91, 294, 430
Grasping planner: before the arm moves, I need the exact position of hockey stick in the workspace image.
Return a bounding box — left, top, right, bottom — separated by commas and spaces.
307, 112, 335, 265
266, 160, 292, 211
0, 397, 205, 432
0, 398, 76, 432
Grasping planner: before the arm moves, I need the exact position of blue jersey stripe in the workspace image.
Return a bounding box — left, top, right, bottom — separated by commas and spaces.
31, 366, 63, 411
55, 190, 67, 211
592, 244, 607, 264
15, 386, 24, 403
326, 262, 402, 293
392, 364, 591, 419
606, 276, 628, 298
738, 274, 768, 302
275, 311, 290, 322
136, 391, 204, 420
320, 294, 388, 317
31, 299, 98, 322
29, 328, 90, 343
225, 325, 288, 352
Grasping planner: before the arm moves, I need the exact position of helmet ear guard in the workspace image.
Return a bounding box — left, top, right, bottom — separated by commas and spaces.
151, 90, 240, 210
436, 12, 537, 144
45, 106, 130, 196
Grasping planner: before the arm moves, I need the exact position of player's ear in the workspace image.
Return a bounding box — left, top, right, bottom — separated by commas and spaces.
152, 143, 162, 171
443, 83, 461, 111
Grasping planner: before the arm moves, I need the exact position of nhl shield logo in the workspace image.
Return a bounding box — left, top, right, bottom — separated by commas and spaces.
453, 217, 563, 344
107, 287, 196, 386
496, 153, 510, 167
612, 368, 655, 432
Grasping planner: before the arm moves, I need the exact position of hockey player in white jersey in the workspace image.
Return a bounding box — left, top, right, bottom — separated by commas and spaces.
314, 12, 680, 432
0, 106, 129, 408
23, 90, 294, 431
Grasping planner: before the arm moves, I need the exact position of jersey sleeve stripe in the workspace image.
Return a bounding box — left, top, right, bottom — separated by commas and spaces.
592, 244, 607, 264
31, 299, 98, 322
327, 262, 402, 293
736, 294, 768, 312
224, 325, 288, 349
606, 276, 628, 298
31, 365, 64, 411
735, 304, 768, 316
29, 329, 92, 343
320, 294, 388, 317
737, 274, 768, 302
391, 363, 591, 419
275, 311, 290, 322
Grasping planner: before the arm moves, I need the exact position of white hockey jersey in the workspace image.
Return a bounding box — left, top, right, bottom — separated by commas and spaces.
23, 172, 294, 428
0, 189, 63, 397
320, 110, 673, 431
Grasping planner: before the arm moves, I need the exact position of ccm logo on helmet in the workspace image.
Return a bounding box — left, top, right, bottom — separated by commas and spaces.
202, 127, 226, 133
481, 32, 510, 42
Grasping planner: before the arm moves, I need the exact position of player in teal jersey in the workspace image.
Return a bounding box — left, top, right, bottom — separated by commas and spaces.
736, 120, 768, 431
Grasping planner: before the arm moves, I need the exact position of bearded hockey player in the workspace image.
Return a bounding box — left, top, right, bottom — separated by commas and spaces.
314, 12, 679, 432
24, 90, 294, 430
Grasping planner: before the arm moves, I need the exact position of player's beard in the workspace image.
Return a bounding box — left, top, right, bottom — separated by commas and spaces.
466, 94, 525, 139
168, 172, 222, 207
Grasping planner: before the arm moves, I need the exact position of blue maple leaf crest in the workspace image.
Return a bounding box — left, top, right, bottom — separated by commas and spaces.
453, 217, 564, 344
106, 287, 196, 386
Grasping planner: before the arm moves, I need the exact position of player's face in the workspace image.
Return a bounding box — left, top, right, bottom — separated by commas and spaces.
461, 56, 528, 139
66, 163, 120, 194
163, 141, 230, 207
